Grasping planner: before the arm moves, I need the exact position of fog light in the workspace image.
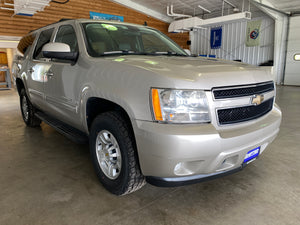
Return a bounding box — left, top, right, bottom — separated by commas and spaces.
216, 155, 238, 171
174, 160, 204, 176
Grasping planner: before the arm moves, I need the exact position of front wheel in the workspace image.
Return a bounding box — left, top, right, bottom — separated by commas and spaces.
20, 89, 41, 127
89, 111, 145, 195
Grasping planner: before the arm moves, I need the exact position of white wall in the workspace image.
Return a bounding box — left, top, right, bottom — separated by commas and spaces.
284, 16, 300, 86
0, 36, 20, 49
190, 17, 275, 66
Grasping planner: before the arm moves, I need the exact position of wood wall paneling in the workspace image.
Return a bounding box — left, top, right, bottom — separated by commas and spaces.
0, 0, 189, 49
0, 51, 8, 82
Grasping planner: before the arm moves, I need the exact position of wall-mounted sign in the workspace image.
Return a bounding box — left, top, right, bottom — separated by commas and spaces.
210, 27, 222, 49
246, 20, 262, 47
90, 11, 124, 22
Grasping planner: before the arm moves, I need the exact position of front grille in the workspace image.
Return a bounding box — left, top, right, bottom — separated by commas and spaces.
217, 98, 274, 125
213, 82, 274, 99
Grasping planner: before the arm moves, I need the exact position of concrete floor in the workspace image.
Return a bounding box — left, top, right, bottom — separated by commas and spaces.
0, 86, 299, 225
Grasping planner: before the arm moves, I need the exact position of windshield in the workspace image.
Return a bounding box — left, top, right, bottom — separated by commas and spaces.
82, 22, 187, 57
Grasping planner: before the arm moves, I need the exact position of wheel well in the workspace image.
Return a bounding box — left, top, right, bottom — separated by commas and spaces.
16, 78, 25, 95
86, 97, 133, 132
86, 97, 143, 177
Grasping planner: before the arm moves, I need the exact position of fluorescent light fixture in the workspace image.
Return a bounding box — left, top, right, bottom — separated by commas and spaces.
0, 40, 19, 43
194, 26, 207, 30
13, 0, 51, 16
198, 5, 211, 13
294, 54, 300, 61
169, 12, 251, 33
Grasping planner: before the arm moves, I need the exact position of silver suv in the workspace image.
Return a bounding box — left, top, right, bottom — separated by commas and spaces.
14, 19, 281, 195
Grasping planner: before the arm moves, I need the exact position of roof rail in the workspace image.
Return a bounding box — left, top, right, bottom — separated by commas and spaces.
28, 18, 74, 33
59, 18, 73, 22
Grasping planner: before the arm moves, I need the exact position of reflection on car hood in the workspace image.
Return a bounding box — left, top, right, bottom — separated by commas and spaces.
103, 55, 272, 89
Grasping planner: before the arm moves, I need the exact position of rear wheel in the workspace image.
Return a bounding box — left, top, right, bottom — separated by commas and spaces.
89, 111, 145, 195
20, 89, 41, 127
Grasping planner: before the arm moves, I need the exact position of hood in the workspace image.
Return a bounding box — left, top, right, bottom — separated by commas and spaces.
102, 55, 273, 90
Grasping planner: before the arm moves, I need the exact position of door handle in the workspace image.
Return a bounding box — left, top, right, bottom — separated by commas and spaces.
46, 72, 54, 77
28, 68, 34, 73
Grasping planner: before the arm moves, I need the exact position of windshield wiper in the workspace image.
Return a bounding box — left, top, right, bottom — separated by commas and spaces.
100, 51, 187, 57
100, 51, 161, 56
101, 50, 136, 56
153, 51, 187, 57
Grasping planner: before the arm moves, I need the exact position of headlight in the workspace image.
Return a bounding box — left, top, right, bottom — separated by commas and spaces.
151, 88, 211, 123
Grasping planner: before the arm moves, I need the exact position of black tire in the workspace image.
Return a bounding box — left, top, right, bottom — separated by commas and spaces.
89, 111, 145, 195
20, 89, 41, 127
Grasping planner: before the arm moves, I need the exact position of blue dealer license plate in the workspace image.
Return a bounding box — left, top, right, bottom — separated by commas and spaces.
244, 147, 260, 164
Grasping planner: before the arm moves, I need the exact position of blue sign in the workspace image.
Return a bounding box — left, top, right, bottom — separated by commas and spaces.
90, 11, 124, 22
210, 27, 222, 49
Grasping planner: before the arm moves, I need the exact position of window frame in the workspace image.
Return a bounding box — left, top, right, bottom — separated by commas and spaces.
54, 24, 79, 53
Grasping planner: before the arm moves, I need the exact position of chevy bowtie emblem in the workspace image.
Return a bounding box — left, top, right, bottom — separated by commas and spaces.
251, 95, 264, 105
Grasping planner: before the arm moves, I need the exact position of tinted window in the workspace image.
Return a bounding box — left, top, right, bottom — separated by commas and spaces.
17, 33, 36, 56
55, 25, 78, 52
24, 45, 32, 58
142, 32, 172, 53
33, 28, 54, 60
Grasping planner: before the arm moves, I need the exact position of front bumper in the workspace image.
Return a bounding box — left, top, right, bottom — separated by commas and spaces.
146, 165, 243, 187
134, 105, 281, 186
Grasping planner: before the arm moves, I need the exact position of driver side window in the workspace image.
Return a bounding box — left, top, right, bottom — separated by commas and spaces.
33, 28, 54, 60
55, 25, 78, 52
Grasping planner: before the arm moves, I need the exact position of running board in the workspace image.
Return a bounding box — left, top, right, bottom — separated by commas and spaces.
35, 111, 88, 144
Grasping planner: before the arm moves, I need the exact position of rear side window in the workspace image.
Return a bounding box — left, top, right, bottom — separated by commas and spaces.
33, 28, 54, 60
55, 25, 78, 52
17, 33, 36, 56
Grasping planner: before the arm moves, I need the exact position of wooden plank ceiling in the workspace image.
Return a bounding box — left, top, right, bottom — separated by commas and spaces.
0, 0, 189, 49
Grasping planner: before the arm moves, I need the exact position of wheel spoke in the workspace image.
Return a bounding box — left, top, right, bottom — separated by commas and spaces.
110, 136, 117, 146
108, 163, 114, 176
107, 146, 115, 153
110, 152, 118, 158
99, 133, 108, 144
96, 142, 102, 151
103, 132, 111, 143
99, 157, 105, 164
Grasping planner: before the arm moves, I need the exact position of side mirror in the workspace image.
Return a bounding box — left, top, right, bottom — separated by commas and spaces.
184, 49, 191, 56
42, 43, 78, 61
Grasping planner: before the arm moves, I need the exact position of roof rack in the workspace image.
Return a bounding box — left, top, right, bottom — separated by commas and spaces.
59, 18, 73, 22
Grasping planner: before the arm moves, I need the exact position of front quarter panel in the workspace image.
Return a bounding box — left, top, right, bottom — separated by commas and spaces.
78, 57, 174, 133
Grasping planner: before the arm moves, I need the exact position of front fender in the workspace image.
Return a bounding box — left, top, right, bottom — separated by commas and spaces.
79, 83, 138, 134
